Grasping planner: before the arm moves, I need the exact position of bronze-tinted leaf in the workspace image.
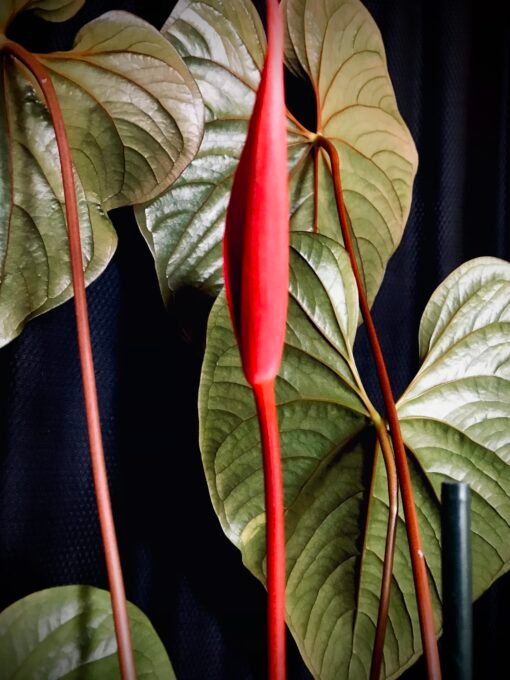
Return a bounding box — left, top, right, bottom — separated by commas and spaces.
200, 236, 510, 678
138, 0, 416, 308
0, 11, 204, 345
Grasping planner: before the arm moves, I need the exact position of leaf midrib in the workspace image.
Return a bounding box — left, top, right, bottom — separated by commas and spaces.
0, 59, 15, 285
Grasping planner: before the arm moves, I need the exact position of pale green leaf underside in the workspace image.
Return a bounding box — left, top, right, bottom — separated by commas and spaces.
200, 237, 510, 678
42, 12, 203, 209
137, 0, 309, 300
0, 0, 84, 31
0, 11, 203, 346
0, 585, 176, 679
140, 0, 417, 309
201, 232, 398, 679
136, 0, 267, 300
0, 68, 116, 346
283, 0, 418, 306
398, 257, 510, 603
199, 233, 436, 679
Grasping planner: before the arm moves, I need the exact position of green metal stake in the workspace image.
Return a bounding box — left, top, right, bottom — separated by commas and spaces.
441, 482, 472, 680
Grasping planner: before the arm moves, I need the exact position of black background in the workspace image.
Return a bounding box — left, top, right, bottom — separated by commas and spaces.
1, 0, 509, 678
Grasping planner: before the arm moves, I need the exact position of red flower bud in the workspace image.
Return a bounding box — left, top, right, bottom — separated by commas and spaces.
222, 4, 289, 678
223, 0, 289, 387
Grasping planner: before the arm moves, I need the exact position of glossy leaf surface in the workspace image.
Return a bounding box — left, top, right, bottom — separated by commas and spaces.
201, 232, 385, 678
139, 0, 416, 308
136, 0, 267, 301
199, 236, 510, 678
0, 585, 176, 678
0, 10, 203, 345
397, 257, 510, 602
138, 0, 305, 301
283, 0, 418, 305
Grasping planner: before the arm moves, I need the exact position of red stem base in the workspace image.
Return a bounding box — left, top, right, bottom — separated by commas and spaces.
253, 380, 286, 680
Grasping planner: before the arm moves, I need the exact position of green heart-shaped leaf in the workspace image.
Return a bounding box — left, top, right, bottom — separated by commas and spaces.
200, 232, 394, 678
0, 585, 176, 678
136, 0, 308, 300
283, 0, 418, 305
135, 0, 267, 300
0, 0, 85, 31
199, 235, 510, 678
0, 10, 203, 346
138, 0, 416, 308
397, 257, 510, 601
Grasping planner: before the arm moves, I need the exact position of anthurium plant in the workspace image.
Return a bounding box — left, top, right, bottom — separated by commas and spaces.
0, 0, 509, 679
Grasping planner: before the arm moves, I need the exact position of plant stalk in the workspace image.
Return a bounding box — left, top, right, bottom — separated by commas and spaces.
253, 380, 286, 680
313, 145, 320, 233
317, 135, 441, 679
370, 420, 398, 680
2, 39, 137, 680
353, 369, 399, 678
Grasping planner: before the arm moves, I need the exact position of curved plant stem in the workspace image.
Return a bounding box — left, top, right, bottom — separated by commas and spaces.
1, 39, 137, 680
355, 372, 399, 680
253, 380, 286, 680
317, 136, 441, 680
313, 145, 320, 233
286, 110, 313, 138
371, 418, 398, 680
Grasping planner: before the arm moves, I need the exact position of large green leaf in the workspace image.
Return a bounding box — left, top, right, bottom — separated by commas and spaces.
200, 232, 395, 678
199, 235, 510, 678
137, 0, 416, 307
135, 0, 267, 300
0, 10, 203, 346
397, 257, 510, 600
283, 0, 418, 305
0, 585, 176, 678
136, 0, 307, 300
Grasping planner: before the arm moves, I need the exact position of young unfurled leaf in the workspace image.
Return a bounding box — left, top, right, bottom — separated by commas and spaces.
199, 236, 510, 679
138, 0, 417, 309
0, 585, 176, 678
0, 8, 203, 346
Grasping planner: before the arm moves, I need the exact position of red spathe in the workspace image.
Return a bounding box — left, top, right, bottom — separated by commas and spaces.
223, 0, 289, 387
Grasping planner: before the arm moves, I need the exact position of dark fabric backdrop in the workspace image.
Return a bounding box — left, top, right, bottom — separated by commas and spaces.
0, 0, 509, 678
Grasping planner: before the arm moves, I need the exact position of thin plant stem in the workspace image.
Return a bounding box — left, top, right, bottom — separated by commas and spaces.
253, 380, 286, 680
1, 38, 137, 680
355, 370, 399, 680
371, 418, 398, 680
313, 145, 320, 233
317, 135, 441, 680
